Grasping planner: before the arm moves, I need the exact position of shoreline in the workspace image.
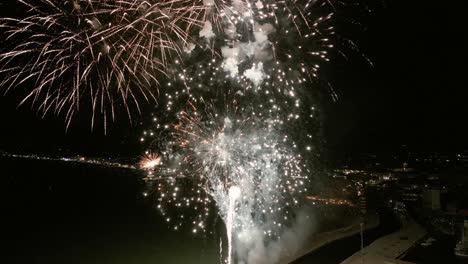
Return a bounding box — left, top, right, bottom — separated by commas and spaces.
339, 218, 426, 264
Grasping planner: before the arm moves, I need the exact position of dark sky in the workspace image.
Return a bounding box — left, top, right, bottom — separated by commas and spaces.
324, 0, 468, 155
0, 1, 466, 157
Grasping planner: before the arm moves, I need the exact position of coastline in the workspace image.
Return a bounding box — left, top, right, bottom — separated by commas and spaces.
339, 218, 426, 264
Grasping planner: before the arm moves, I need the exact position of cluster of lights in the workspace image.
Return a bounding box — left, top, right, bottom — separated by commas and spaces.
307, 195, 356, 207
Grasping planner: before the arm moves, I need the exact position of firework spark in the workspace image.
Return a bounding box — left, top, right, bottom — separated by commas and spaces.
139, 152, 162, 170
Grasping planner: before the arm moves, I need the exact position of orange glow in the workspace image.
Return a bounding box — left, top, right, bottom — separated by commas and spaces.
139, 153, 161, 169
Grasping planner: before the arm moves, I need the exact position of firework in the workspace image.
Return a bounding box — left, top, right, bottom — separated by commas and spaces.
134, 1, 345, 263
0, 0, 214, 129
2, 1, 366, 262
0, 0, 338, 130
180, 0, 336, 87
0, 0, 355, 262
141, 96, 309, 263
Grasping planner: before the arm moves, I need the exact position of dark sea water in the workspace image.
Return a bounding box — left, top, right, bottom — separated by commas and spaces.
1, 156, 219, 264
403, 235, 464, 264
1, 156, 364, 264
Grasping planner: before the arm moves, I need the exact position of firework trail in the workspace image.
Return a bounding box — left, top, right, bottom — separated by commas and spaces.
226, 186, 241, 264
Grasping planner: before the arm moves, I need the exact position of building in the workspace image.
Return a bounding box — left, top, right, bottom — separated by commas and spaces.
455, 220, 468, 257
423, 189, 441, 211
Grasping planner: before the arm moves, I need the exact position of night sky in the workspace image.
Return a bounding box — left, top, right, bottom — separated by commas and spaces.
0, 1, 466, 158
325, 1, 467, 155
